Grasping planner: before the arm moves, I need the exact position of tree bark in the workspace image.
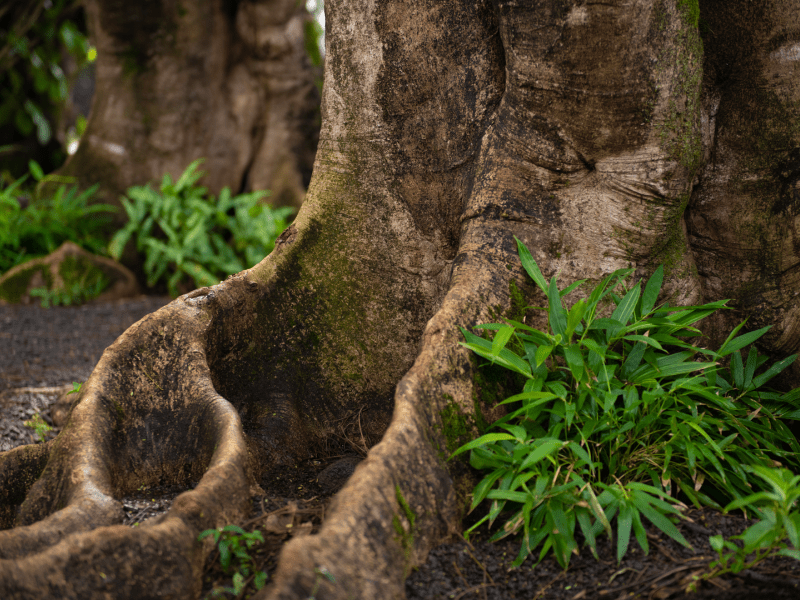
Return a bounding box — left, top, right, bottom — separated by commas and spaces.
1, 1, 799, 599
60, 0, 320, 216
688, 0, 800, 365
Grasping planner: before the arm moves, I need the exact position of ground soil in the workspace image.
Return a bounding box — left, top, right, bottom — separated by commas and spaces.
2, 297, 800, 599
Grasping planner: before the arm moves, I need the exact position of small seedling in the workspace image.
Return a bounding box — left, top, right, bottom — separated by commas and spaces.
67, 381, 82, 394
23, 413, 52, 442
308, 566, 335, 600
198, 524, 268, 598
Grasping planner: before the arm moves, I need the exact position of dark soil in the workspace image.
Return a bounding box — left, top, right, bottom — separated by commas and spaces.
199, 458, 345, 599
406, 509, 800, 600
3, 297, 800, 599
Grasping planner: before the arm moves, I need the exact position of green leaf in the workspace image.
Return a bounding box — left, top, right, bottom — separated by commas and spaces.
567, 441, 594, 473
486, 489, 529, 503
576, 509, 599, 559
28, 159, 44, 181
548, 276, 567, 337
502, 424, 528, 443
492, 325, 515, 357
219, 541, 231, 571
731, 350, 744, 389
519, 439, 563, 471
184, 261, 219, 288
560, 279, 587, 299
566, 299, 587, 339
254, 571, 268, 590
449, 433, 515, 459
545, 381, 568, 399
623, 335, 663, 350
631, 493, 691, 548
458, 339, 531, 378
587, 269, 632, 315
631, 507, 649, 555
221, 524, 246, 535
470, 447, 511, 470
610, 283, 641, 327
584, 484, 612, 538
515, 237, 548, 293
737, 518, 777, 550
778, 548, 800, 560
641, 266, 663, 315
695, 443, 726, 483
108, 228, 133, 260
622, 341, 646, 378
719, 325, 771, 357
752, 354, 797, 389
497, 390, 559, 406
535, 344, 554, 367
684, 421, 724, 457
617, 502, 633, 562
786, 513, 800, 550
564, 344, 586, 383
588, 318, 626, 335
24, 100, 51, 144
174, 158, 206, 192
198, 529, 220, 542
743, 346, 758, 390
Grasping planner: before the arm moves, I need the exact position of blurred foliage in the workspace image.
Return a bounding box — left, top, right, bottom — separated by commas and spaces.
109, 159, 293, 297
304, 0, 324, 68
0, 160, 117, 275
0, 0, 93, 181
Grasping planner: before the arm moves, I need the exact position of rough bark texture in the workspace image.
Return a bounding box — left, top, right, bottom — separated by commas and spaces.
1, 1, 800, 599
59, 0, 320, 218
688, 0, 800, 367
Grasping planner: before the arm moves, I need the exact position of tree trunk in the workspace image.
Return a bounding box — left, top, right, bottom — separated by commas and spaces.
1, 1, 799, 599
688, 0, 800, 365
60, 0, 320, 216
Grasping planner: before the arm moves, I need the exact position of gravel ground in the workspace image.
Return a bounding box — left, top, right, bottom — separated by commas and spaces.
3, 297, 800, 599
0, 295, 173, 394
0, 295, 172, 451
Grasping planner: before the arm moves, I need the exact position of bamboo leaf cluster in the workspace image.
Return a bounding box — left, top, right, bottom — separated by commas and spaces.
455, 237, 800, 569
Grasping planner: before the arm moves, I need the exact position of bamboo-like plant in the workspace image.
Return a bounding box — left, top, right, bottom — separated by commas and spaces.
455, 238, 800, 569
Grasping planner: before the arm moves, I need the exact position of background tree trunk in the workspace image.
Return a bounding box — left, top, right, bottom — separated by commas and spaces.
1, 1, 799, 599
60, 0, 320, 217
